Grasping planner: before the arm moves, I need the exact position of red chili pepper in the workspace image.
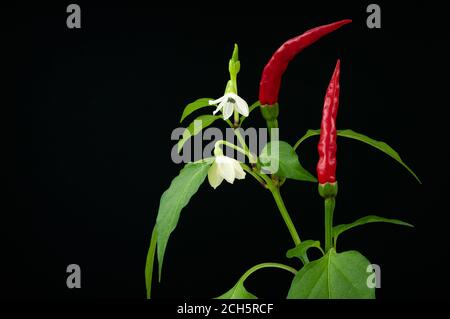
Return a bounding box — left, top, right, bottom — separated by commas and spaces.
317, 59, 340, 185
259, 19, 351, 106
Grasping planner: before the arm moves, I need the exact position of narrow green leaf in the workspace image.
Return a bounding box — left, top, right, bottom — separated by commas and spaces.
240, 101, 261, 125
293, 129, 320, 150
156, 162, 211, 280
259, 141, 317, 182
180, 98, 214, 123
216, 282, 257, 299
337, 130, 421, 183
177, 115, 221, 153
144, 226, 158, 299
287, 249, 375, 299
293, 129, 421, 183
286, 240, 323, 260
333, 215, 413, 244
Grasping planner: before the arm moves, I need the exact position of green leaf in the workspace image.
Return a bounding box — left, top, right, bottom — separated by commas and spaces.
293, 129, 320, 150
337, 130, 421, 183
156, 161, 211, 280
287, 249, 375, 299
240, 101, 261, 125
177, 115, 221, 153
145, 226, 158, 299
216, 281, 257, 299
259, 141, 317, 182
293, 129, 421, 183
333, 215, 413, 244
217, 262, 296, 299
286, 240, 323, 261
179, 98, 214, 123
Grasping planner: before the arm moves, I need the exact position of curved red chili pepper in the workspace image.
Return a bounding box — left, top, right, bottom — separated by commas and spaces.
259, 19, 351, 106
317, 59, 340, 185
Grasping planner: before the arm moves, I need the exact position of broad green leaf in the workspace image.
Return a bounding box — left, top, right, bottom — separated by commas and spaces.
179, 98, 214, 123
240, 101, 261, 125
177, 115, 221, 153
145, 226, 157, 299
293, 129, 421, 183
287, 249, 375, 299
259, 141, 317, 182
286, 240, 323, 261
333, 215, 413, 244
156, 162, 211, 280
216, 281, 257, 299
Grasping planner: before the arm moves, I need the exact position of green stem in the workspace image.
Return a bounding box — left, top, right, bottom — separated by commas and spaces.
226, 117, 256, 164
266, 119, 279, 132
215, 140, 249, 160
221, 122, 307, 262
240, 101, 261, 126
270, 186, 301, 246
216, 136, 256, 163
257, 170, 274, 186
267, 183, 309, 264
324, 197, 336, 252
243, 164, 309, 264
240, 262, 297, 283
241, 164, 266, 187
234, 128, 257, 164
234, 128, 247, 150
225, 119, 234, 129
233, 109, 240, 127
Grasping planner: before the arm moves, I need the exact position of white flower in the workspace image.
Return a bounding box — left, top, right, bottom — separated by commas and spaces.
208, 155, 246, 189
209, 93, 249, 120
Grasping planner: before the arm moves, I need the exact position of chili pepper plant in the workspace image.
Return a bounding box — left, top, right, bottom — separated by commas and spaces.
145, 19, 420, 299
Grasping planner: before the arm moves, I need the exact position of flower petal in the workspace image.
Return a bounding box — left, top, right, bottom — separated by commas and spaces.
208, 161, 223, 189
233, 160, 246, 180
209, 96, 225, 105
225, 93, 239, 99
233, 95, 249, 117
222, 101, 234, 120
212, 103, 223, 115
216, 156, 235, 183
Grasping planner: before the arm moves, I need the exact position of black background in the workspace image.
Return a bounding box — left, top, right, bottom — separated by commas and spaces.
8, 2, 449, 300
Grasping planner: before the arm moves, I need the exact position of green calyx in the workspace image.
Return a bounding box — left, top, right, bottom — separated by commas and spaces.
260, 103, 279, 121
214, 144, 224, 157
224, 80, 237, 94
261, 103, 279, 131
318, 182, 338, 198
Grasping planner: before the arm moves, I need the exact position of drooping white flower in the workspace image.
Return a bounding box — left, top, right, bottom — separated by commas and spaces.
208, 155, 246, 189
209, 93, 249, 120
